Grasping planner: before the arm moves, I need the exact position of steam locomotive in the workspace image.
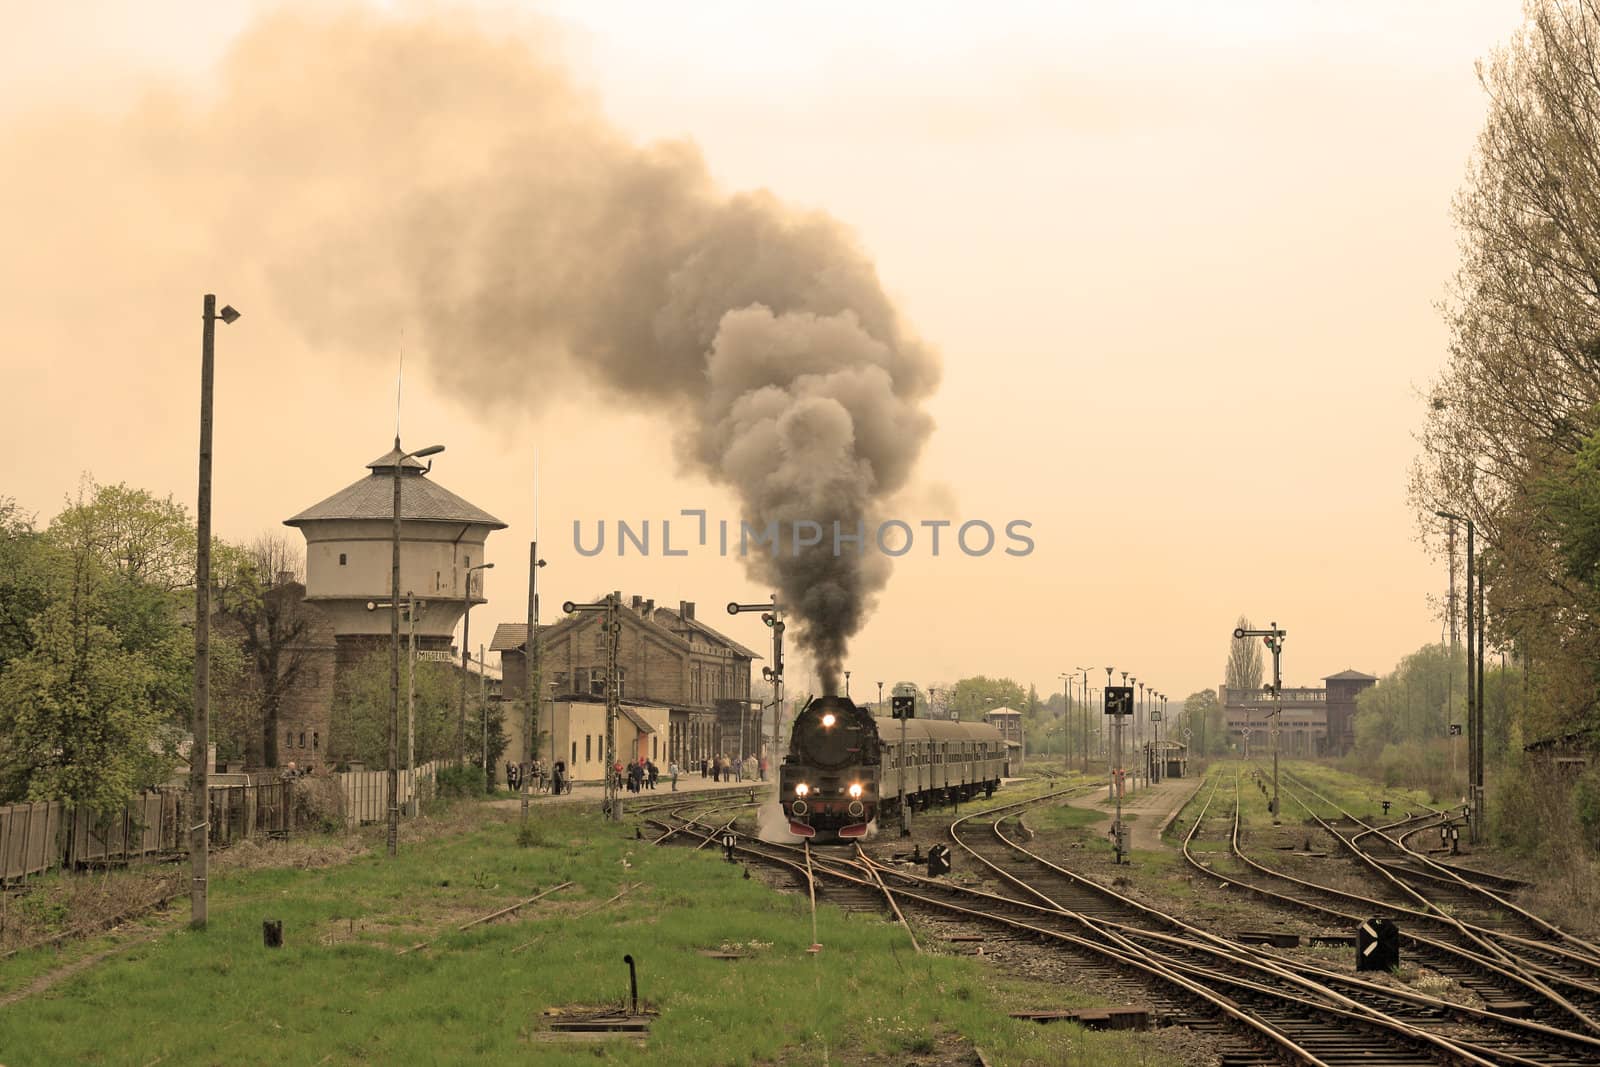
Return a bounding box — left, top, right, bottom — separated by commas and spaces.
779, 691, 1009, 841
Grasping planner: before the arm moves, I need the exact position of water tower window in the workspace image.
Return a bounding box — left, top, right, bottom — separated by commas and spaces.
339, 553, 347, 566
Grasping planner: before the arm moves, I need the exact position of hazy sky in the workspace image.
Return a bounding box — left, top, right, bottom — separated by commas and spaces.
1, 1, 1525, 704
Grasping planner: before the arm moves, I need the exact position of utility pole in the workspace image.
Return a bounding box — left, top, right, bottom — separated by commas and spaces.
191, 293, 238, 930
479, 642, 488, 790
459, 562, 493, 769
1437, 511, 1478, 843
407, 595, 418, 814
523, 544, 545, 826
1476, 556, 1486, 842
387, 440, 445, 857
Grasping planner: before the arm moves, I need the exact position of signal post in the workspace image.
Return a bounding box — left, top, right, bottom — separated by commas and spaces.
566, 593, 622, 821
728, 597, 785, 766
1104, 673, 1133, 864
1234, 622, 1287, 821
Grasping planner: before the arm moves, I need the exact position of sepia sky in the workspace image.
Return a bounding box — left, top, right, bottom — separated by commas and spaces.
1, 1, 1526, 705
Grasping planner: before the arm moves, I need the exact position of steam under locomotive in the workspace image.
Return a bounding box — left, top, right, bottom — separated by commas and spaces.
779, 692, 1009, 841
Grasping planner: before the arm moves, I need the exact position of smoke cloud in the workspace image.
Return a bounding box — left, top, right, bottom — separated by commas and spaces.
16, 7, 941, 692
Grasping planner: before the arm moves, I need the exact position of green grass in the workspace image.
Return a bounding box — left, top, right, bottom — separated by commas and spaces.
0, 801, 1159, 1065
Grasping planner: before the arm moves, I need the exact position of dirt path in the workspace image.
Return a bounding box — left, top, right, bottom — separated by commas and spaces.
0, 921, 167, 1009
1064, 775, 1203, 851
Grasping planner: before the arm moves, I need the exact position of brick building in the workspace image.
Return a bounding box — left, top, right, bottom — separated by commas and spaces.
1219, 668, 1376, 757
492, 596, 760, 782
256, 441, 507, 771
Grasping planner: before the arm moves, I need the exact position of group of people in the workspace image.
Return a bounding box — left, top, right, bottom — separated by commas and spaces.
699, 754, 766, 782
505, 759, 569, 795
615, 758, 664, 793
493, 751, 776, 796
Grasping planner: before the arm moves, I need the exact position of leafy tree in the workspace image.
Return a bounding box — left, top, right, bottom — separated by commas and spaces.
332, 649, 496, 769
947, 676, 1026, 719
1181, 688, 1223, 756
0, 498, 51, 676
0, 480, 196, 806
1225, 615, 1264, 692
0, 603, 172, 807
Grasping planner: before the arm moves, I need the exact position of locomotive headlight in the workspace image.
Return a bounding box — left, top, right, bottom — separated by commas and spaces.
848, 783, 863, 798
794, 783, 810, 797
821, 713, 836, 728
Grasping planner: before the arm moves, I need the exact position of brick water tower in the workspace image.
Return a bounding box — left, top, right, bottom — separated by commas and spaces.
284, 441, 507, 668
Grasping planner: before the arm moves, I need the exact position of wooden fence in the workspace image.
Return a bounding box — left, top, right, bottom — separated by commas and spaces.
0, 760, 440, 884
336, 760, 439, 826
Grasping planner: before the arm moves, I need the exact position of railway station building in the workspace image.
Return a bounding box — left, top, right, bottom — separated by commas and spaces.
493, 597, 761, 784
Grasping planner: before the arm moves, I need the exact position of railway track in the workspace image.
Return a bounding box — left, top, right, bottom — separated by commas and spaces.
1248, 771, 1600, 1030
655, 789, 1600, 1065
1180, 772, 1600, 1059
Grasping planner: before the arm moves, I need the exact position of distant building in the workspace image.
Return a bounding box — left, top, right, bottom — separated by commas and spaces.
492, 597, 760, 783
985, 707, 1025, 758
1218, 668, 1376, 757
1323, 670, 1378, 755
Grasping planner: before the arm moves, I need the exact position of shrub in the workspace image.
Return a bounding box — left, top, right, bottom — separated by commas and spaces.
434, 764, 486, 799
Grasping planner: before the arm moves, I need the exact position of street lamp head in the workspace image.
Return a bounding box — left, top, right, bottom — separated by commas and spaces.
470, 562, 495, 572
535, 558, 546, 568
411, 444, 445, 459
218, 305, 240, 325
727, 602, 741, 615
366, 601, 378, 611
561, 601, 576, 613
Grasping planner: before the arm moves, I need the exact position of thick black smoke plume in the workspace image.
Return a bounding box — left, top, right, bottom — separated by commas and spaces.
92, 9, 944, 691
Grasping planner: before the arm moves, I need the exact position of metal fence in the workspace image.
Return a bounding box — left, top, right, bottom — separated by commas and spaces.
0, 761, 440, 884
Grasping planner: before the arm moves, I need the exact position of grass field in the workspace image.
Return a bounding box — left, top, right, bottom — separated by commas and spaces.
0, 797, 1166, 1066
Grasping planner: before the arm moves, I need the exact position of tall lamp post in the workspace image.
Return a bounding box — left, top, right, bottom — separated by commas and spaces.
388, 440, 444, 856
1130, 678, 1140, 788
1057, 672, 1073, 770
458, 562, 494, 769
191, 294, 239, 930
1076, 667, 1092, 773
1436, 511, 1481, 842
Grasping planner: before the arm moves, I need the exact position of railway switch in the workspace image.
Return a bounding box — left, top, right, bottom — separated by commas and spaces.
1356, 917, 1400, 972
927, 843, 952, 877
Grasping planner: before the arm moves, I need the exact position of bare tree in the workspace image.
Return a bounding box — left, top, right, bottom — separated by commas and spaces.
1225, 615, 1264, 691
215, 534, 316, 768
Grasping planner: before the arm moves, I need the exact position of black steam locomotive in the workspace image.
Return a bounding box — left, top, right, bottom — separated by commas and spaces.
780, 692, 1008, 842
